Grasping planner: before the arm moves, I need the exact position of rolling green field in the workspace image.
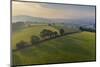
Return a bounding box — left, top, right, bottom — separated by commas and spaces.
12, 25, 96, 65
12, 25, 59, 49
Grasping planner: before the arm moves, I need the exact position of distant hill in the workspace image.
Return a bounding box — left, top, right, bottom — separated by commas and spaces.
12, 15, 95, 25
12, 15, 95, 31
12, 15, 51, 23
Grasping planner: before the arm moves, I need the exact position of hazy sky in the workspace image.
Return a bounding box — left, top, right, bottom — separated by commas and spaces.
12, 1, 95, 19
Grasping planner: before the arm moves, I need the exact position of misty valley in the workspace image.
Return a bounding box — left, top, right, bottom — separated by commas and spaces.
12, 1, 96, 66
12, 15, 96, 65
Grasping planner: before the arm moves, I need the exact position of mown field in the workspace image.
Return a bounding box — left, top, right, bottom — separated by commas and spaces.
12, 24, 96, 65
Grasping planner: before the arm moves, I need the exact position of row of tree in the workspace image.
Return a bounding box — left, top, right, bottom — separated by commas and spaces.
16, 28, 65, 49
79, 26, 95, 32
16, 35, 40, 49
40, 29, 58, 40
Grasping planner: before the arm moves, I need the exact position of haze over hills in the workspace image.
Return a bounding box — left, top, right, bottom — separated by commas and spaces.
12, 15, 49, 23
12, 15, 95, 25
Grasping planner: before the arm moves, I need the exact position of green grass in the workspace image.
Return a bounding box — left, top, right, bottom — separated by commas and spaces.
13, 31, 96, 65
52, 25, 80, 33
12, 25, 59, 49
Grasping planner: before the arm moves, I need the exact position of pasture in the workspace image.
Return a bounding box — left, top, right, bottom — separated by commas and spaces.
12, 30, 96, 65
12, 25, 59, 49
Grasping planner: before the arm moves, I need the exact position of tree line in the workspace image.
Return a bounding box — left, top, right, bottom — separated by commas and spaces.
16, 28, 65, 49
79, 26, 95, 32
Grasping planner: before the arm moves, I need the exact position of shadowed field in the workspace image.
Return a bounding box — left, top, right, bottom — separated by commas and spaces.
13, 31, 96, 65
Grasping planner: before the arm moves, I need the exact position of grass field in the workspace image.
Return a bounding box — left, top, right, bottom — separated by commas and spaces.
52, 25, 80, 33
13, 30, 96, 65
12, 25, 59, 49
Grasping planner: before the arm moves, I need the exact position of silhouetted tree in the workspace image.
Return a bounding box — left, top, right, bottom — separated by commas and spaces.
59, 28, 64, 35
31, 36, 40, 45
16, 40, 28, 49
40, 29, 53, 39
79, 26, 95, 32
40, 29, 59, 39
53, 31, 58, 37
48, 23, 52, 26
46, 30, 53, 38
40, 29, 48, 39
79, 26, 84, 31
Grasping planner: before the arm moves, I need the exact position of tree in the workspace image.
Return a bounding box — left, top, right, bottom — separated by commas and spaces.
40, 29, 58, 39
59, 28, 64, 35
48, 23, 52, 26
79, 26, 84, 31
31, 36, 40, 45
46, 30, 53, 38
40, 29, 48, 39
79, 26, 95, 32
40, 29, 52, 39
16, 40, 28, 49
53, 31, 58, 37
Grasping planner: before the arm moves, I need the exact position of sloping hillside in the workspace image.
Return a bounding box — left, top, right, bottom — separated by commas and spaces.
12, 25, 59, 49
13, 32, 96, 65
